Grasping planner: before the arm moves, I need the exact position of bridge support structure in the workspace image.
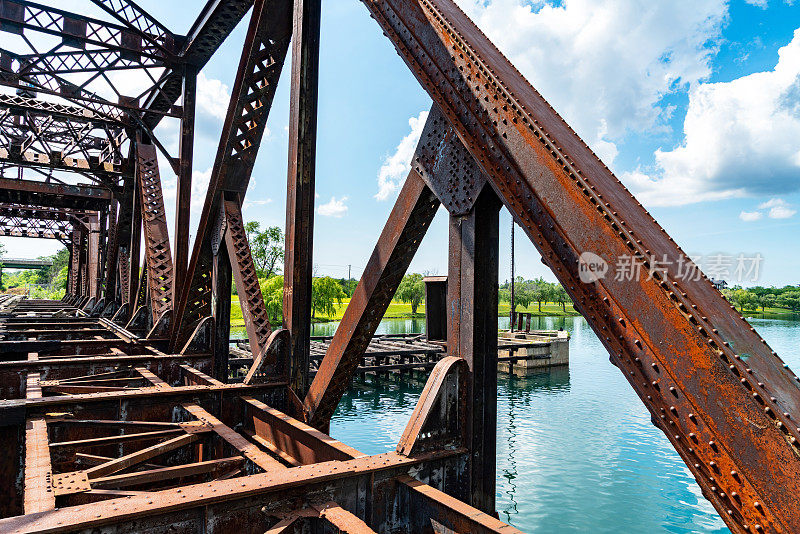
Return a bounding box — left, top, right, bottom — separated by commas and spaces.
0, 1, 798, 533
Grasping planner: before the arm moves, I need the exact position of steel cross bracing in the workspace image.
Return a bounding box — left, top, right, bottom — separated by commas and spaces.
0, 0, 798, 533
0, 93, 127, 184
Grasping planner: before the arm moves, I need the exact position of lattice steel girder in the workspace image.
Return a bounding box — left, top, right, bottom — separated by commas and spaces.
0, 50, 125, 121
0, 93, 124, 127
223, 199, 273, 363
0, 204, 93, 242
171, 0, 292, 351
0, 215, 70, 240
135, 133, 173, 322
0, 94, 127, 178
304, 171, 440, 429
89, 0, 176, 53
141, 0, 255, 129
0, 0, 176, 58
363, 1, 800, 531
0, 178, 112, 210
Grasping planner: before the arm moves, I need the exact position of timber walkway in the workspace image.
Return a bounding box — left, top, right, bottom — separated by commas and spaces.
229, 330, 569, 381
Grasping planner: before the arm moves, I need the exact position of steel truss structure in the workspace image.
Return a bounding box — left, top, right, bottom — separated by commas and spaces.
0, 0, 798, 533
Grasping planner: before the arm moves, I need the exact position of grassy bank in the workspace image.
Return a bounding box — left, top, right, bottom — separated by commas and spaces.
230, 296, 579, 327
736, 306, 799, 318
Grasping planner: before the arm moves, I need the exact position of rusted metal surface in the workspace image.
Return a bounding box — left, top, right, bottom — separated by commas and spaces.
361, 0, 800, 530
447, 184, 501, 512
244, 328, 289, 385
304, 171, 439, 430
0, 290, 521, 533
2, 0, 799, 532
135, 133, 174, 323
397, 356, 467, 456
283, 0, 321, 397
171, 0, 292, 352
225, 199, 274, 363
173, 65, 197, 305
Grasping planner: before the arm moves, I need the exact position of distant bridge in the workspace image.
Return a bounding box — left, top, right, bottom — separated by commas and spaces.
0, 258, 52, 270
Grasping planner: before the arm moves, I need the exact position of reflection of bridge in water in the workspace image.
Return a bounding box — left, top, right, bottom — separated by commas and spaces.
499, 365, 571, 524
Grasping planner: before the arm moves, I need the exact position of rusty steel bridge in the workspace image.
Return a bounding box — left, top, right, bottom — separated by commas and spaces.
0, 0, 797, 532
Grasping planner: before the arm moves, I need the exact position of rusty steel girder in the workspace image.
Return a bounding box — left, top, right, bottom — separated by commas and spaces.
356, 1, 800, 531
224, 198, 273, 360
171, 0, 292, 352
304, 171, 440, 429
134, 133, 174, 323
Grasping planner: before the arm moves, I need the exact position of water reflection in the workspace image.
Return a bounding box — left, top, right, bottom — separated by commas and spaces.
499, 365, 571, 523
237, 313, 799, 533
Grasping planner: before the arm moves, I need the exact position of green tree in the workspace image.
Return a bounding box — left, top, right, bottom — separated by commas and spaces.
509, 276, 533, 311
395, 273, 425, 315
259, 275, 284, 321
759, 293, 776, 311
244, 222, 285, 278
529, 277, 552, 312
312, 276, 346, 319
554, 284, 571, 311
778, 292, 800, 311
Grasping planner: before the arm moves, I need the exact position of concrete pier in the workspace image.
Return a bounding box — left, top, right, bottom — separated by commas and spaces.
498, 330, 570, 376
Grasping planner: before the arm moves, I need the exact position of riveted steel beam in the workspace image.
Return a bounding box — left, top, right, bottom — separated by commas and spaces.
362, 1, 800, 530
304, 171, 439, 430
283, 0, 321, 397
134, 132, 173, 323
446, 184, 501, 513
171, 0, 292, 352
224, 199, 273, 363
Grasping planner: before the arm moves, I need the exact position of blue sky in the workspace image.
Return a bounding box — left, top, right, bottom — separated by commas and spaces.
2, 0, 799, 287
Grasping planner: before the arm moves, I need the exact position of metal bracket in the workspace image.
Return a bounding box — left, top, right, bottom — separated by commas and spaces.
52, 471, 90, 497
413, 106, 487, 216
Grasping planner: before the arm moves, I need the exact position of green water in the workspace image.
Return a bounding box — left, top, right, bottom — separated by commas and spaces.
323, 315, 800, 533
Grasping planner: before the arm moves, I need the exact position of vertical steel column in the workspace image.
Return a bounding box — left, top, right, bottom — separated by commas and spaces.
97, 208, 108, 299
447, 185, 501, 514
212, 224, 232, 382
284, 0, 321, 396
128, 173, 142, 310
68, 229, 80, 297
104, 199, 119, 301
174, 65, 197, 303
78, 227, 89, 298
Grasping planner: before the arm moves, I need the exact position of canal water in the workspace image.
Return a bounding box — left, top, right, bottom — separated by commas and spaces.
321, 314, 800, 534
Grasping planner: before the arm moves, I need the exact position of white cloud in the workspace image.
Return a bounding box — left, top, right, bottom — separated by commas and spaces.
197, 71, 230, 121
739, 210, 763, 221
737, 198, 796, 221
317, 196, 349, 218
759, 198, 797, 218
456, 0, 728, 167
624, 28, 800, 206
770, 205, 797, 218
744, 0, 768, 7
243, 198, 273, 210
376, 111, 429, 200
162, 166, 212, 209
